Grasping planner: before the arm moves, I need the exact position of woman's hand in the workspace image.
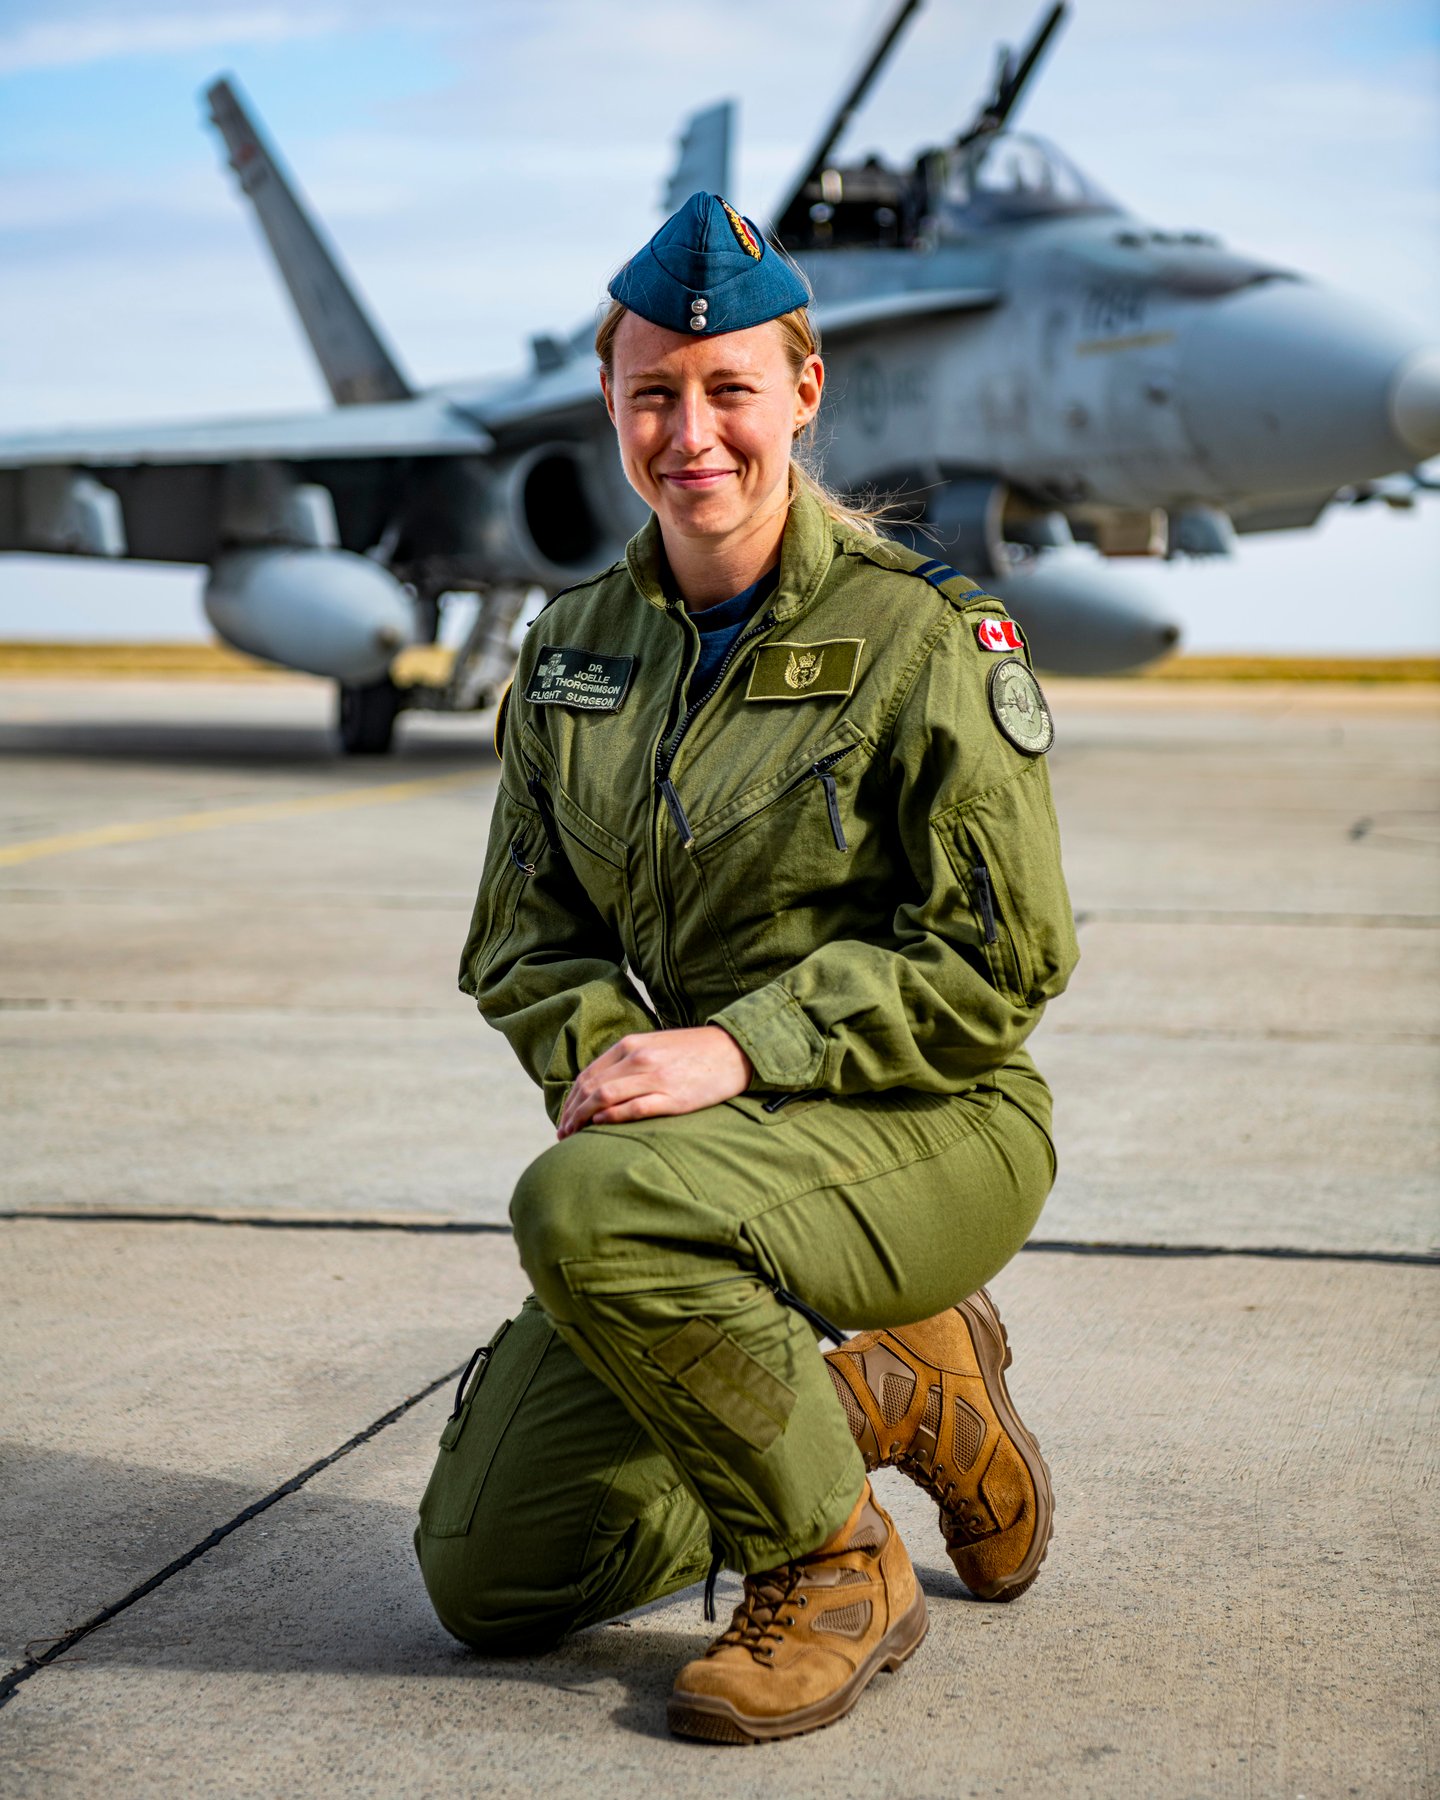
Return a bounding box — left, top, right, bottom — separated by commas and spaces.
556, 1026, 754, 1138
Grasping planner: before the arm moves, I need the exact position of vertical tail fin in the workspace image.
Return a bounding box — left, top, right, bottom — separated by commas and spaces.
662, 101, 734, 212
204, 75, 413, 406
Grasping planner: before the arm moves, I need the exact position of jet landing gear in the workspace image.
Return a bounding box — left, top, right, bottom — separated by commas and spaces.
333, 584, 534, 755
337, 675, 404, 755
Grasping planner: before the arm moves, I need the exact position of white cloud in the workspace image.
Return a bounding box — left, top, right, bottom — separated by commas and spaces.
0, 7, 343, 75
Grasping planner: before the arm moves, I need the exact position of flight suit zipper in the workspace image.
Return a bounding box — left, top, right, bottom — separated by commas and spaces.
650, 606, 778, 1023
654, 609, 778, 850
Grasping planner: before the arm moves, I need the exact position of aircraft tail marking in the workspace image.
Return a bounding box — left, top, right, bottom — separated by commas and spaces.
204, 75, 413, 407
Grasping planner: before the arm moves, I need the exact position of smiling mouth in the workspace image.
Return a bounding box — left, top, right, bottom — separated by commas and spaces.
661, 469, 734, 487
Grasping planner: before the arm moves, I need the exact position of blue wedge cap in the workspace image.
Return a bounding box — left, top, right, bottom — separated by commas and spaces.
608, 191, 810, 337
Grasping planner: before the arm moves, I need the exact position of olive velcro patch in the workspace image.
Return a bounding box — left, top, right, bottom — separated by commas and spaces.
746, 638, 863, 702
988, 657, 1055, 755
523, 644, 636, 711
653, 1318, 796, 1450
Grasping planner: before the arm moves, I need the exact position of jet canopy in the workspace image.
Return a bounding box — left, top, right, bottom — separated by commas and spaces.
934, 132, 1119, 230
773, 130, 1122, 252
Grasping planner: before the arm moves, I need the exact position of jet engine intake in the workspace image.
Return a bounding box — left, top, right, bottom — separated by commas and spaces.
204, 547, 417, 683
919, 475, 1008, 576
474, 442, 635, 586
903, 474, 1073, 578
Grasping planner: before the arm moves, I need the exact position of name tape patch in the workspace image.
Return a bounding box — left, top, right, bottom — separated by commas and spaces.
746, 638, 864, 702
523, 645, 636, 711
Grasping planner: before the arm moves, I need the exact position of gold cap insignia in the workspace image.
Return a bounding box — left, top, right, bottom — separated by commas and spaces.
721, 198, 762, 260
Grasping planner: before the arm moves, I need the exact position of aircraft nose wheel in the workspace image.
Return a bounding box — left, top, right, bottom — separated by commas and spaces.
337, 675, 403, 755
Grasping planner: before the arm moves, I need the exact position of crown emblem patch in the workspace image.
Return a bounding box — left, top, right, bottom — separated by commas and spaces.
784, 649, 821, 690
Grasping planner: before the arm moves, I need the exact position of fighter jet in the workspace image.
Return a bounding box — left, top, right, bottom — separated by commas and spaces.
0, 0, 1435, 753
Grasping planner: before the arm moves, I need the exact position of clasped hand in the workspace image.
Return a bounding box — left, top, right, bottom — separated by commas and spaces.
556, 1026, 754, 1139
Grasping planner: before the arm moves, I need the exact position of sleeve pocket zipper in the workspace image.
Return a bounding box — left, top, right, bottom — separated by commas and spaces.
972, 857, 999, 945
524, 760, 563, 853
508, 840, 536, 876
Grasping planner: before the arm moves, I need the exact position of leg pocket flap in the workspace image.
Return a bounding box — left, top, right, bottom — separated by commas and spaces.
418, 1310, 552, 1539
652, 1319, 796, 1453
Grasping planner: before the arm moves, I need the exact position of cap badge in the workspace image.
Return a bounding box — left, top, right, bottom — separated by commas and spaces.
720, 198, 762, 260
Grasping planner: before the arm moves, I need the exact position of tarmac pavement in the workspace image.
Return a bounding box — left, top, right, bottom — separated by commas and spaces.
1, 673, 1436, 1797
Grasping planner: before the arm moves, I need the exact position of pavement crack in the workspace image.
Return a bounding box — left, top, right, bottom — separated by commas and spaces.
0, 1361, 466, 1713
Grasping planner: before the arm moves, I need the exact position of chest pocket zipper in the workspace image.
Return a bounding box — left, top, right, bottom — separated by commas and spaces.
689, 741, 861, 858
812, 746, 856, 852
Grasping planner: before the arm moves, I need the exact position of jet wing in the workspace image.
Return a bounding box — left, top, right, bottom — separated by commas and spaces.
0, 394, 492, 470
0, 395, 497, 563
813, 287, 1002, 343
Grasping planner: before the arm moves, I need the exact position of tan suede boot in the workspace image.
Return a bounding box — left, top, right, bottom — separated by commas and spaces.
667, 1482, 927, 1744
824, 1288, 1052, 1601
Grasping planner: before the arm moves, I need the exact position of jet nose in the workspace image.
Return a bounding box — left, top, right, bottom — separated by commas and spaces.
1390, 350, 1440, 459
1175, 280, 1438, 493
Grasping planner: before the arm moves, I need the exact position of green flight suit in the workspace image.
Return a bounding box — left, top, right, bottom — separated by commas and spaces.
416, 484, 1079, 1652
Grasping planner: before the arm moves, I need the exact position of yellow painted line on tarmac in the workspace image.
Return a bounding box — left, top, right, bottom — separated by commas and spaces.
0, 771, 483, 868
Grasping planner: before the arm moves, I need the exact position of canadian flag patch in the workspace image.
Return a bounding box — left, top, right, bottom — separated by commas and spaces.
977, 618, 1024, 653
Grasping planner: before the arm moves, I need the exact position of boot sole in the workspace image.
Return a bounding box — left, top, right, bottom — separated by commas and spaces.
945, 1288, 1054, 1602
666, 1585, 929, 1745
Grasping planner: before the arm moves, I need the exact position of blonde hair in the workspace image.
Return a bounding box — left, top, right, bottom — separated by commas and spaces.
594, 299, 891, 538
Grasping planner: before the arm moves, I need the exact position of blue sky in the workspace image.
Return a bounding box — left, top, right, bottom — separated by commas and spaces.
0, 0, 1436, 650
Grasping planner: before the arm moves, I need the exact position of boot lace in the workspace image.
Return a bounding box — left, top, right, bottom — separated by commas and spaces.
894, 1447, 994, 1544
709, 1565, 806, 1663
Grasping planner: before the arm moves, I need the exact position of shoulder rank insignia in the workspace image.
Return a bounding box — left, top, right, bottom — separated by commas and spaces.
746, 639, 863, 702
988, 657, 1054, 756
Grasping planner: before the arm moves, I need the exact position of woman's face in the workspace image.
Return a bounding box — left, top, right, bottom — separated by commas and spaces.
601, 312, 823, 552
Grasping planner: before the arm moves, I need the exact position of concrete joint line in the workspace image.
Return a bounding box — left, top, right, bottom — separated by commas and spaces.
1, 1211, 1435, 1267
1024, 1238, 1440, 1269
0, 997, 462, 1018
0, 1361, 467, 1713
0, 1209, 513, 1235
1072, 908, 1440, 931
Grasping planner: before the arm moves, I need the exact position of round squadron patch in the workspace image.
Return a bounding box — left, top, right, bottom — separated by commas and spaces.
987, 658, 1054, 755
